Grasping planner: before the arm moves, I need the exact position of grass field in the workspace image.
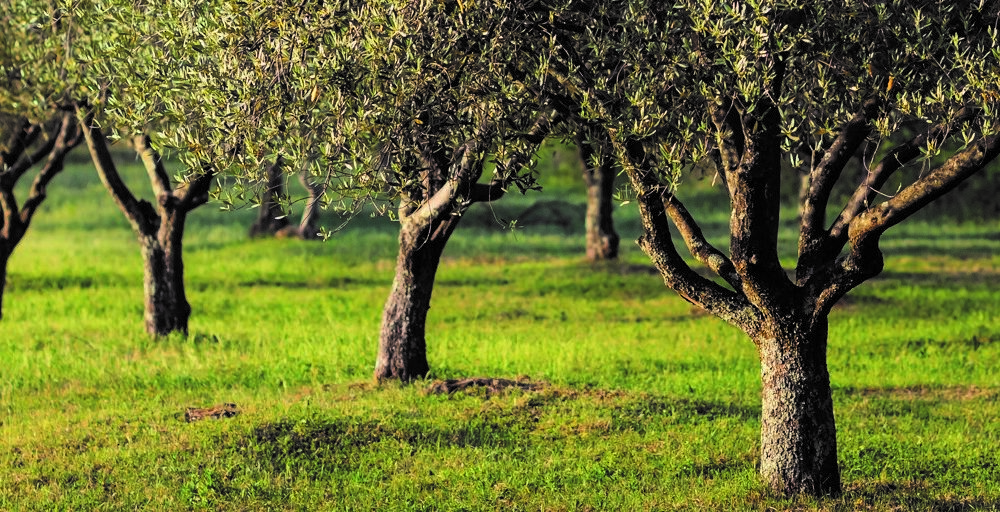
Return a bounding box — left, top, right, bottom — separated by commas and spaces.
1, 150, 999, 511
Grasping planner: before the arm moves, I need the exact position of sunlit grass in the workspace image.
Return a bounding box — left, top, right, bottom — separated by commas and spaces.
1, 158, 998, 510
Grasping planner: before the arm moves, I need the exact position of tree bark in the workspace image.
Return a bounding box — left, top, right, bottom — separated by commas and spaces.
139, 209, 193, 335
84, 121, 211, 337
578, 137, 619, 261
374, 216, 458, 382
0, 113, 82, 321
757, 314, 840, 496
0, 248, 8, 320
296, 169, 324, 240
249, 158, 291, 237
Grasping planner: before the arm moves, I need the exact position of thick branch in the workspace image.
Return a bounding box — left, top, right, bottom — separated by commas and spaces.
849, 133, 1000, 242
19, 113, 84, 231
467, 181, 507, 203
617, 138, 758, 333
829, 107, 978, 242
1, 118, 40, 169
133, 134, 173, 205
407, 138, 480, 229
662, 193, 743, 292
83, 114, 158, 234
724, 82, 795, 309
175, 169, 215, 211
3, 122, 61, 186
799, 100, 879, 253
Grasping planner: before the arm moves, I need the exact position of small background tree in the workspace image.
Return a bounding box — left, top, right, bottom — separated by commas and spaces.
0, 1, 86, 320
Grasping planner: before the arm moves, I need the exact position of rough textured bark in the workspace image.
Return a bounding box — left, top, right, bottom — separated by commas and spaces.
249, 158, 291, 237
374, 216, 458, 381
609, 90, 999, 496
577, 136, 619, 261
757, 314, 839, 496
138, 209, 192, 335
371, 115, 550, 382
84, 120, 211, 337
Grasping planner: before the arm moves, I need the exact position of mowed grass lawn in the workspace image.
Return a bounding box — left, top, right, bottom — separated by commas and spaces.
1, 154, 999, 511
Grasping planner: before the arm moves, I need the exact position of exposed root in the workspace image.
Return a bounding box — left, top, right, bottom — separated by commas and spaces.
185, 403, 241, 422
425, 377, 544, 396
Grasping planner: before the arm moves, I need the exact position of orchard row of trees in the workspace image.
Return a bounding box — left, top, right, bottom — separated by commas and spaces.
2, 0, 998, 498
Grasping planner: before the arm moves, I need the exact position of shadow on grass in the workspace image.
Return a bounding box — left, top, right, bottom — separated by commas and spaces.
241, 413, 533, 474
6, 272, 134, 291
610, 395, 760, 432
236, 384, 761, 475
837, 480, 1000, 512
226, 276, 390, 290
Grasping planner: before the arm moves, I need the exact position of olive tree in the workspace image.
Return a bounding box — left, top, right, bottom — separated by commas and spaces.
546, 0, 1000, 496
0, 2, 87, 320
110, 0, 557, 379
3, 0, 224, 336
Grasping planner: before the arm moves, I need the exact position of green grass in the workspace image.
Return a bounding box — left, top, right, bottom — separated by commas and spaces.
1, 153, 998, 511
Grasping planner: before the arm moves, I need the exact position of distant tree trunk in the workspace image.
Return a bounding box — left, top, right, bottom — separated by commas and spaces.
576, 136, 619, 261
374, 216, 459, 381
0, 249, 8, 320
756, 314, 839, 496
249, 158, 291, 237
250, 161, 325, 240
296, 169, 324, 240
84, 118, 212, 337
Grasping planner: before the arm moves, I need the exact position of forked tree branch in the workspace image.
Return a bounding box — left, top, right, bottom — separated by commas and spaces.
616, 137, 759, 333
849, 133, 1000, 241
82, 113, 158, 235
799, 99, 880, 253
19, 112, 84, 232
1, 118, 40, 170
3, 121, 61, 186
661, 193, 743, 292
811, 132, 1000, 317
722, 75, 795, 309
829, 107, 978, 242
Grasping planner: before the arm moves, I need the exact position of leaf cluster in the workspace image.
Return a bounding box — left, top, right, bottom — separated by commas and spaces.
547, 0, 1000, 180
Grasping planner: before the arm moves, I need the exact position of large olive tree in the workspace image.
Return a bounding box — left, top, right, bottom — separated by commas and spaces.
546, 0, 999, 496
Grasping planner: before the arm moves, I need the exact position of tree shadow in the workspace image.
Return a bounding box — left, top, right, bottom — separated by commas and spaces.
840, 480, 1000, 512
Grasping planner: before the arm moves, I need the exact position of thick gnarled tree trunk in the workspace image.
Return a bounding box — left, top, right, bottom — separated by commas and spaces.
374, 217, 458, 381
757, 315, 839, 496
84, 117, 212, 337
139, 210, 194, 335
577, 137, 619, 261
611, 99, 1000, 496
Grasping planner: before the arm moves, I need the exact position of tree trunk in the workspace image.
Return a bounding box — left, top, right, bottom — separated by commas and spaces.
374, 218, 458, 382
757, 314, 840, 496
578, 138, 619, 261
296, 169, 324, 240
249, 159, 291, 237
0, 248, 8, 321
140, 209, 192, 336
